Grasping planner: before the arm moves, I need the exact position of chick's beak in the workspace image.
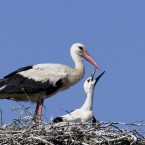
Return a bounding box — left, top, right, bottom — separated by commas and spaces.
91, 68, 96, 80
94, 71, 105, 86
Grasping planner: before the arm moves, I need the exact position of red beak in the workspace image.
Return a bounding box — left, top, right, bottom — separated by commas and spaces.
81, 51, 102, 71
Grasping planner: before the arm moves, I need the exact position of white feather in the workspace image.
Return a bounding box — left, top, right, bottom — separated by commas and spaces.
19, 64, 69, 83
0, 85, 7, 91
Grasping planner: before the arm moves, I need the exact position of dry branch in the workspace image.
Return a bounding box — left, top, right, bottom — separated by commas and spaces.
0, 105, 145, 145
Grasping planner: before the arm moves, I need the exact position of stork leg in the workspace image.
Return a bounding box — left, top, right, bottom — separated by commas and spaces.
35, 98, 44, 120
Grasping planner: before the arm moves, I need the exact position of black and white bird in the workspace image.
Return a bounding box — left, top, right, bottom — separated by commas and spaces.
53, 70, 105, 124
0, 43, 102, 120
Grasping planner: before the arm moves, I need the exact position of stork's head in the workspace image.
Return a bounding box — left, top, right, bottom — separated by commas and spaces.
70, 43, 102, 71
84, 69, 105, 94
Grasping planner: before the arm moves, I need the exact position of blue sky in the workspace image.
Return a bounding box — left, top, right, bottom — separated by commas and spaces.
0, 0, 145, 123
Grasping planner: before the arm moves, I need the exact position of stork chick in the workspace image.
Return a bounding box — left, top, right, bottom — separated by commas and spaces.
53, 70, 105, 123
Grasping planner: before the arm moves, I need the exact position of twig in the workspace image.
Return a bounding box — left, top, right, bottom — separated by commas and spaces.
0, 108, 2, 127
0, 103, 145, 144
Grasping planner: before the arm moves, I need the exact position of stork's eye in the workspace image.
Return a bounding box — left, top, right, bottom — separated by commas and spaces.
78, 46, 83, 50
87, 79, 90, 83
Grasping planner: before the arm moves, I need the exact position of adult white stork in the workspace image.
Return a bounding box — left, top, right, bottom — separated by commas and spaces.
0, 43, 102, 120
53, 70, 105, 123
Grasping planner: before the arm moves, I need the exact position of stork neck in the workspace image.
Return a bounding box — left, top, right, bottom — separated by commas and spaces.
71, 52, 84, 71
81, 90, 94, 111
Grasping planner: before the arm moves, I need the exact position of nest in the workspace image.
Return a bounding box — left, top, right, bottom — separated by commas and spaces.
0, 104, 145, 145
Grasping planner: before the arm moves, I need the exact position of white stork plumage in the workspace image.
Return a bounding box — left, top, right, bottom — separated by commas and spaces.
0, 43, 102, 120
53, 70, 105, 124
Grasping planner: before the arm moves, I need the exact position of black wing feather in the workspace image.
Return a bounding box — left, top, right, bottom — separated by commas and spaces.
92, 116, 97, 123
4, 65, 33, 79
0, 79, 5, 88
0, 74, 63, 95
53, 117, 63, 123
